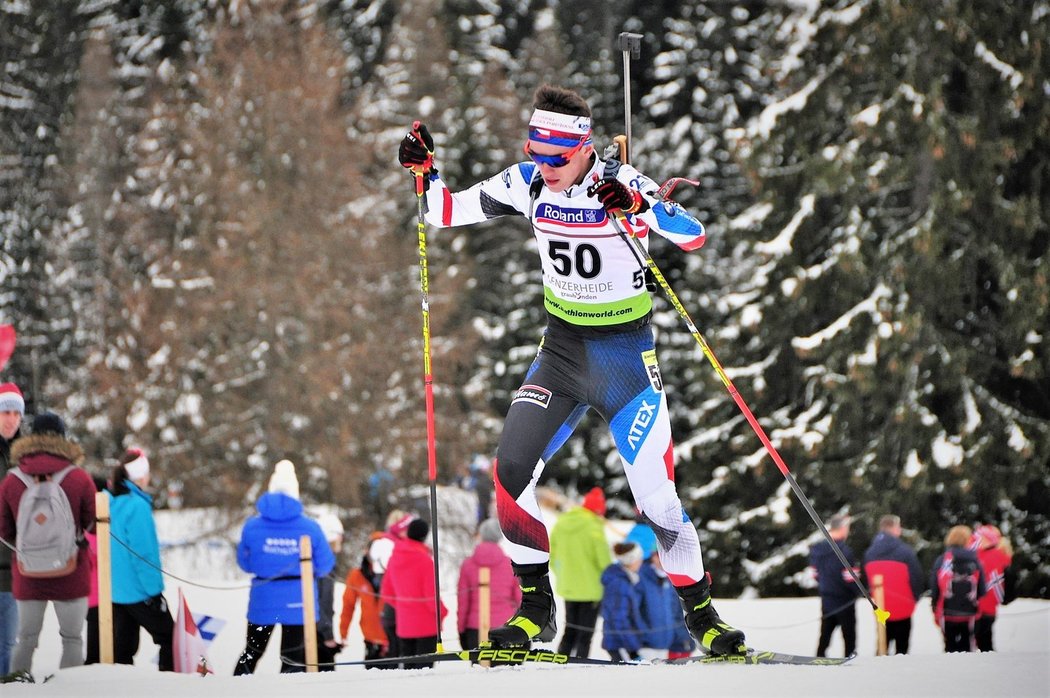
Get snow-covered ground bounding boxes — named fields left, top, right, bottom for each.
left=6, top=503, right=1049, bottom=697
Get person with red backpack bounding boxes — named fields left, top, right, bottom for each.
left=0, top=412, right=96, bottom=682
left=930, top=525, right=986, bottom=652
left=971, top=524, right=1015, bottom=652
left=862, top=514, right=925, bottom=654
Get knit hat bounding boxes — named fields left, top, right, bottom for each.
left=973, top=524, right=1002, bottom=549
left=613, top=541, right=642, bottom=567
left=387, top=512, right=415, bottom=538
left=123, top=447, right=150, bottom=481
left=268, top=459, right=300, bottom=499
left=478, top=518, right=503, bottom=543
left=31, top=411, right=66, bottom=437
left=316, top=513, right=345, bottom=543
left=581, top=487, right=606, bottom=516
left=407, top=518, right=429, bottom=542
left=0, top=383, right=24, bottom=415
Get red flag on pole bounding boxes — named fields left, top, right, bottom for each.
left=0, top=325, right=14, bottom=372
left=173, top=588, right=212, bottom=675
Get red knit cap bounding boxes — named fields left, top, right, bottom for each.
left=581, top=487, right=606, bottom=516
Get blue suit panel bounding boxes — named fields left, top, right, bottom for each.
left=109, top=482, right=164, bottom=604
left=237, top=492, right=336, bottom=626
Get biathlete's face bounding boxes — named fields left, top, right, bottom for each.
left=524, top=137, right=594, bottom=193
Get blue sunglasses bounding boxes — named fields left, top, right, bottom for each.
left=523, top=136, right=589, bottom=168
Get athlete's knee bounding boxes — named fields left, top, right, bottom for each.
left=634, top=480, right=686, bottom=526
left=494, top=453, right=537, bottom=501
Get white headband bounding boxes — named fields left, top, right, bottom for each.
left=529, top=109, right=592, bottom=136
left=125, top=453, right=150, bottom=481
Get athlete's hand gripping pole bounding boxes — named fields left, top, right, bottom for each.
left=605, top=127, right=889, bottom=625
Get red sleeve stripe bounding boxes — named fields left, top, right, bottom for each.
left=442, top=187, right=453, bottom=227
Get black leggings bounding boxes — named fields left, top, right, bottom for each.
left=233, top=623, right=305, bottom=674
left=557, top=601, right=600, bottom=657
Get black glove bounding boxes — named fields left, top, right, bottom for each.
left=586, top=177, right=648, bottom=214
left=398, top=122, right=436, bottom=173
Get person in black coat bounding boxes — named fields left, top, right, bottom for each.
left=809, top=515, right=861, bottom=658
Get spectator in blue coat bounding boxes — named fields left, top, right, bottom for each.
left=600, top=542, right=645, bottom=661
left=809, top=515, right=861, bottom=658
left=637, top=552, right=694, bottom=660
left=234, top=460, right=336, bottom=675
left=109, top=448, right=175, bottom=671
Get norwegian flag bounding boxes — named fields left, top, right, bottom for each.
left=173, top=588, right=213, bottom=674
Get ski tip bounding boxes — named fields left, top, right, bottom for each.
left=875, top=608, right=891, bottom=625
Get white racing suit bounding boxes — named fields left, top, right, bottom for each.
left=421, top=155, right=709, bottom=586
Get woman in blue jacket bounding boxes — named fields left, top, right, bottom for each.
left=234, top=460, right=335, bottom=674
left=108, top=448, right=174, bottom=670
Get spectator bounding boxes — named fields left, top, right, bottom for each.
left=623, top=512, right=658, bottom=562
left=637, top=551, right=694, bottom=660
left=0, top=382, right=25, bottom=676
left=379, top=518, right=447, bottom=668
left=809, top=514, right=861, bottom=658
left=339, top=532, right=388, bottom=666
left=600, top=542, right=645, bottom=661
left=458, top=455, right=494, bottom=525
left=930, top=525, right=986, bottom=653
left=457, top=518, right=521, bottom=650
left=549, top=487, right=611, bottom=657
left=83, top=475, right=108, bottom=665
left=971, top=524, right=1015, bottom=652
left=369, top=509, right=413, bottom=662
left=234, top=460, right=336, bottom=674
left=108, top=448, right=175, bottom=670
left=862, top=514, right=925, bottom=654
left=0, top=411, right=96, bottom=682
left=314, top=513, right=344, bottom=671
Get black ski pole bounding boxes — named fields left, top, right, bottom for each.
left=612, top=30, right=888, bottom=625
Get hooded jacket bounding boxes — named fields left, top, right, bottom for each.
left=862, top=532, right=925, bottom=620
left=380, top=537, right=447, bottom=639
left=0, top=432, right=96, bottom=600
left=108, top=479, right=164, bottom=604
left=549, top=506, right=611, bottom=602
left=599, top=562, right=644, bottom=655
left=456, top=540, right=521, bottom=633
left=237, top=491, right=336, bottom=626
left=637, top=561, right=694, bottom=653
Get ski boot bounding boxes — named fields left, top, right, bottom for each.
left=486, top=562, right=557, bottom=648
left=678, top=574, right=747, bottom=656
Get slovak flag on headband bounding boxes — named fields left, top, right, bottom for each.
left=173, top=588, right=213, bottom=675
